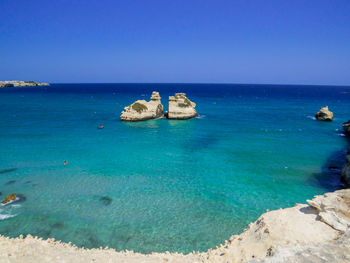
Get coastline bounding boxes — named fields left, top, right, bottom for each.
left=1, top=189, right=349, bottom=263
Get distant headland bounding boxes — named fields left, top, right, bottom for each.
left=0, top=80, right=50, bottom=88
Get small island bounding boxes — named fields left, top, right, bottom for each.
left=0, top=80, right=50, bottom=88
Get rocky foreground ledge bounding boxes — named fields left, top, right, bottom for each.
left=1, top=189, right=349, bottom=263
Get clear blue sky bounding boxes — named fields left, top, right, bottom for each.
left=1, top=0, right=349, bottom=85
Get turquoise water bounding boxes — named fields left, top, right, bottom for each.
left=0, top=84, right=349, bottom=253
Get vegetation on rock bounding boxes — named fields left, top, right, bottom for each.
left=131, top=102, right=148, bottom=113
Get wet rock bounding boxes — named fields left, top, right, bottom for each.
left=100, top=196, right=113, bottom=206
left=5, top=180, right=16, bottom=185
left=120, top=91, right=163, bottom=121
left=1, top=193, right=17, bottom=204
left=315, top=106, right=333, bottom=121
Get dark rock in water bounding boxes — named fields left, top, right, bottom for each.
left=5, top=180, right=16, bottom=185
left=328, top=166, right=340, bottom=171
left=1, top=193, right=17, bottom=204
left=0, top=168, right=17, bottom=174
left=24, top=181, right=32, bottom=184
left=0, top=192, right=2, bottom=196
left=100, top=196, right=113, bottom=206
left=343, top=120, right=350, bottom=136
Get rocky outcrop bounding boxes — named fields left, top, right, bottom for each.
left=315, top=106, right=334, bottom=121
left=120, top=91, right=163, bottom=122
left=1, top=193, right=17, bottom=205
left=165, top=93, right=198, bottom=120
left=343, top=120, right=350, bottom=136
left=1, top=190, right=349, bottom=263
left=0, top=81, right=49, bottom=87
left=342, top=147, right=350, bottom=186
left=307, top=189, right=350, bottom=232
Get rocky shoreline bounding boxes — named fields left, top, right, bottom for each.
left=0, top=80, right=49, bottom=88
left=0, top=189, right=349, bottom=262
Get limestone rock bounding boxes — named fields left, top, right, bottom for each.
left=166, top=93, right=198, bottom=120
left=342, top=147, right=350, bottom=186
left=1, top=193, right=17, bottom=205
left=249, top=230, right=350, bottom=263
left=315, top=106, right=334, bottom=121
left=307, top=189, right=350, bottom=232
left=120, top=91, right=163, bottom=121
left=343, top=120, right=350, bottom=136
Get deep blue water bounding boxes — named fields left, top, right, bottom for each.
left=0, top=83, right=349, bottom=253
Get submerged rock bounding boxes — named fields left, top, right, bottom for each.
left=342, top=147, right=350, bottom=186
left=1, top=193, right=17, bottom=205
left=5, top=180, right=16, bottom=185
left=166, top=93, right=198, bottom=120
left=0, top=168, right=17, bottom=174
left=120, top=91, right=163, bottom=121
left=343, top=120, right=350, bottom=136
left=315, top=106, right=334, bottom=121
left=100, top=196, right=113, bottom=206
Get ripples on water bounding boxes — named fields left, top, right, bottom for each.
left=0, top=83, right=349, bottom=253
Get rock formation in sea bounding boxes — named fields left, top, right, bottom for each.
left=0, top=189, right=349, bottom=262
left=120, top=91, right=163, bottom=121
left=342, top=147, right=350, bottom=186
left=315, top=106, right=334, bottom=121
left=165, top=93, right=198, bottom=120
left=343, top=120, right=350, bottom=136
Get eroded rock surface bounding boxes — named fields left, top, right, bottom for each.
left=166, top=93, right=198, bottom=120
left=315, top=106, right=334, bottom=121
left=120, top=91, right=163, bottom=121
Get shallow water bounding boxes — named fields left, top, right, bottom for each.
left=0, top=83, right=349, bottom=253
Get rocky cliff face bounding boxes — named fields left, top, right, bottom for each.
left=315, top=106, right=334, bottom=121
left=165, top=93, right=198, bottom=120
left=342, top=147, right=350, bottom=186
left=120, top=91, right=163, bottom=121
left=343, top=120, right=350, bottom=136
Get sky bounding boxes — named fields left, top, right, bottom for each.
left=0, top=0, right=349, bottom=85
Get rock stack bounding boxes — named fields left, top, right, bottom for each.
left=315, top=106, right=334, bottom=121
left=165, top=93, right=198, bottom=120
left=120, top=91, right=163, bottom=121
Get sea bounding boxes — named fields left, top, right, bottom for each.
left=0, top=83, right=349, bottom=253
